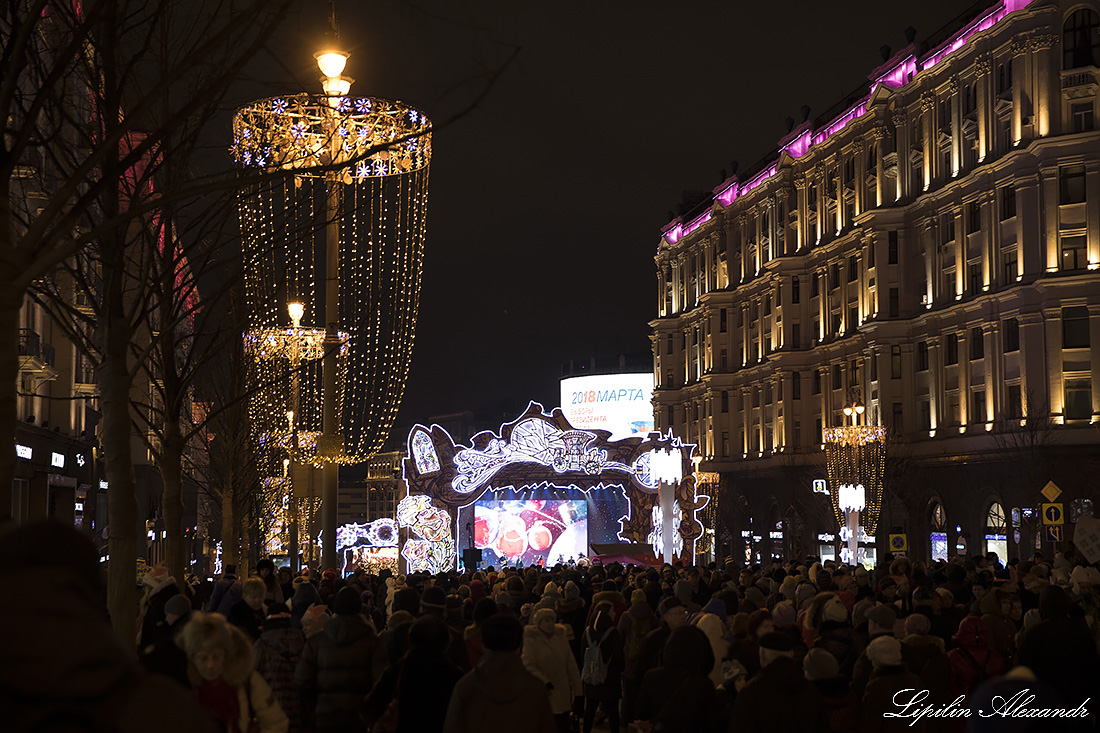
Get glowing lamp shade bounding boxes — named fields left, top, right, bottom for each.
left=287, top=302, right=305, bottom=326
left=321, top=76, right=352, bottom=97
left=839, top=483, right=866, bottom=513
left=315, top=51, right=348, bottom=79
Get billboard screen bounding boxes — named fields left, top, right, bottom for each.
left=560, top=373, right=654, bottom=440
left=473, top=498, right=588, bottom=567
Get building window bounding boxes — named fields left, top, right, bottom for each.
left=830, top=263, right=841, bottom=289
left=848, top=306, right=858, bottom=332
left=1003, top=318, right=1019, bottom=352
left=999, top=185, right=1016, bottom=220
left=892, top=402, right=903, bottom=432
left=969, top=264, right=981, bottom=295
left=1063, top=9, right=1100, bottom=70
left=721, top=431, right=730, bottom=457
left=719, top=309, right=727, bottom=333
left=665, top=369, right=674, bottom=388
left=889, top=288, right=899, bottom=318
left=972, top=390, right=986, bottom=423
left=917, top=342, right=929, bottom=371
left=970, top=328, right=984, bottom=360
left=868, top=241, right=875, bottom=268
left=888, top=231, right=899, bottom=264
left=1060, top=164, right=1086, bottom=205
left=1065, top=378, right=1092, bottom=420
left=891, top=346, right=902, bottom=379
left=1061, top=234, right=1087, bottom=271
left=832, top=364, right=842, bottom=390
left=1063, top=306, right=1090, bottom=348
left=920, top=399, right=931, bottom=431
left=813, top=370, right=821, bottom=394
left=945, top=333, right=959, bottom=365
left=942, top=214, right=956, bottom=244
left=967, top=200, right=981, bottom=234
left=792, top=276, right=800, bottom=304
left=790, top=323, right=800, bottom=349
left=996, top=61, right=1012, bottom=96
left=1007, top=384, right=1023, bottom=419
left=792, top=372, right=801, bottom=400
left=848, top=255, right=858, bottom=283
left=811, top=273, right=820, bottom=298
left=666, top=405, right=674, bottom=426
left=1071, top=102, right=1095, bottom=133
left=721, top=391, right=729, bottom=413
left=720, top=349, right=728, bottom=371
left=666, top=334, right=673, bottom=355
left=1003, top=250, right=1018, bottom=282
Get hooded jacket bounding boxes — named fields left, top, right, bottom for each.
left=295, top=612, right=379, bottom=730
left=730, top=655, right=824, bottom=733
left=522, top=623, right=582, bottom=713
left=443, top=651, right=555, bottom=733
left=946, top=616, right=1006, bottom=697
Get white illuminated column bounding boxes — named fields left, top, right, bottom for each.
left=839, top=483, right=865, bottom=566
left=650, top=448, right=683, bottom=563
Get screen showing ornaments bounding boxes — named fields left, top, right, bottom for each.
left=473, top=499, right=588, bottom=566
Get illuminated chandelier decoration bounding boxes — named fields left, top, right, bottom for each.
left=823, top=419, right=886, bottom=534
left=234, top=46, right=431, bottom=557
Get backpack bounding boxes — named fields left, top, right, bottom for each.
left=581, top=628, right=612, bottom=685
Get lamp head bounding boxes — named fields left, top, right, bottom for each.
left=843, top=405, right=854, bottom=417
left=855, top=403, right=865, bottom=415
left=287, top=302, right=304, bottom=326
left=315, top=50, right=348, bottom=79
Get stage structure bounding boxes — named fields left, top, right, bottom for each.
left=399, top=402, right=706, bottom=572
left=823, top=395, right=886, bottom=565
left=232, top=48, right=431, bottom=565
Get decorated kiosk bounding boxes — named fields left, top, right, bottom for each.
left=397, top=402, right=706, bottom=572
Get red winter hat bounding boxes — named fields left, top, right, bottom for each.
left=322, top=568, right=337, bottom=580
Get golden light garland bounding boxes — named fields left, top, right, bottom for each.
left=824, top=425, right=886, bottom=534
left=234, top=91, right=431, bottom=556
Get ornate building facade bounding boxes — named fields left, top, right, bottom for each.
left=651, top=0, right=1099, bottom=566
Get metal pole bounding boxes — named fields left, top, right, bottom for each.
left=289, top=338, right=300, bottom=574
left=321, top=169, right=340, bottom=572
left=847, top=509, right=860, bottom=567
left=660, top=480, right=675, bottom=564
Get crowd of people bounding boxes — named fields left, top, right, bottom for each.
left=4, top=521, right=1099, bottom=733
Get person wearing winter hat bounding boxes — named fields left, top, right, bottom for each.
left=692, top=597, right=730, bottom=687
left=617, top=588, right=657, bottom=723
left=730, top=631, right=823, bottom=733
left=254, top=601, right=305, bottom=732
left=899, top=613, right=949, bottom=703
left=804, top=647, right=859, bottom=732
left=556, top=580, right=587, bottom=668
left=138, top=566, right=180, bottom=648
left=208, top=564, right=241, bottom=616
left=295, top=586, right=379, bottom=732
left=138, top=593, right=195, bottom=687
left=521, top=606, right=582, bottom=727
left=290, top=577, right=323, bottom=630
left=179, top=612, right=288, bottom=733
left=255, top=558, right=284, bottom=606
left=859, top=636, right=923, bottom=732
left=226, top=577, right=267, bottom=642
left=849, top=602, right=899, bottom=698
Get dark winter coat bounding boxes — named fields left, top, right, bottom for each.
left=227, top=599, right=264, bottom=642
left=812, top=677, right=859, bottom=733
left=139, top=611, right=192, bottom=688
left=209, top=574, right=241, bottom=615
left=443, top=650, right=555, bottom=733
left=362, top=647, right=463, bottom=733
left=632, top=622, right=673, bottom=686
left=556, top=597, right=587, bottom=667
left=899, top=633, right=949, bottom=702
left=636, top=625, right=718, bottom=733
left=295, top=612, right=379, bottom=731
left=859, top=665, right=927, bottom=733
left=254, top=619, right=305, bottom=732
left=580, top=624, right=624, bottom=699
left=139, top=580, right=181, bottom=649
left=729, top=655, right=826, bottom=733
left=0, top=564, right=220, bottom=733
left=814, top=620, right=863, bottom=680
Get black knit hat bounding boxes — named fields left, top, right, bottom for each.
left=333, top=586, right=363, bottom=615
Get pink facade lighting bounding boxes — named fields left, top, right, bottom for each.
left=662, top=0, right=1036, bottom=242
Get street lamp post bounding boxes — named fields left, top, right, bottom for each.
left=318, top=50, right=350, bottom=574
left=287, top=302, right=304, bottom=573
left=824, top=390, right=885, bottom=568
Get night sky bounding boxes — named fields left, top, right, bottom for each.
left=255, top=0, right=975, bottom=438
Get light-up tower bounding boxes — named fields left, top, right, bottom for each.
left=232, top=42, right=431, bottom=569
left=823, top=393, right=886, bottom=567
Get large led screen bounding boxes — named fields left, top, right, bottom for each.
left=560, top=373, right=654, bottom=440
left=473, top=499, right=588, bottom=567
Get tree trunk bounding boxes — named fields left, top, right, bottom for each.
left=0, top=288, right=18, bottom=524
left=161, top=417, right=186, bottom=586
left=221, top=467, right=237, bottom=568
left=101, top=314, right=138, bottom=650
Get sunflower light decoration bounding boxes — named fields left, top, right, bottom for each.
left=234, top=46, right=431, bottom=558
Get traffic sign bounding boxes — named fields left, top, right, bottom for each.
left=1041, top=481, right=1062, bottom=502
left=889, top=534, right=908, bottom=552
left=1045, top=525, right=1063, bottom=543
left=1042, top=503, right=1064, bottom=525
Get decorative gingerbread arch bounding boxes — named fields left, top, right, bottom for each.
left=399, top=402, right=706, bottom=571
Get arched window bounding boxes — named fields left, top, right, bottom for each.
left=930, top=502, right=948, bottom=561
left=984, top=501, right=1007, bottom=565
left=411, top=430, right=440, bottom=475
left=1064, top=9, right=1100, bottom=70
